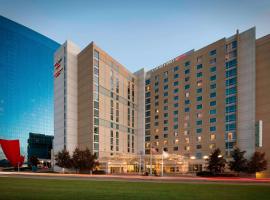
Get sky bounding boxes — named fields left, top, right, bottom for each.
left=1, top=0, right=270, bottom=72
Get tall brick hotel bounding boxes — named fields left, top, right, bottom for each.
left=53, top=28, right=270, bottom=177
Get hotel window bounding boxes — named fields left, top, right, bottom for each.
left=164, top=78, right=168, bottom=83
left=197, top=96, right=202, bottom=101
left=196, top=145, right=202, bottom=149
left=146, top=92, right=151, bottom=98
left=164, top=99, right=168, bottom=104
left=174, top=124, right=178, bottom=129
left=226, top=87, right=237, bottom=95
left=173, top=81, right=179, bottom=86
left=226, top=105, right=237, bottom=113
left=210, top=118, right=216, bottom=123
left=210, top=126, right=216, bottom=132
left=196, top=120, right=202, bottom=125
left=226, top=77, right=237, bottom=86
left=210, top=134, right=216, bottom=141
left=164, top=92, right=168, bottom=97
left=185, top=61, right=190, bottom=67
left=185, top=115, right=189, bottom=120
left=210, top=92, right=216, bottom=98
left=155, top=75, right=159, bottom=81
left=226, top=114, right=236, bottom=122
left=226, top=68, right=237, bottom=78
left=174, top=96, right=179, bottom=101
left=210, top=109, right=216, bottom=115
left=163, top=147, right=168, bottom=152
left=185, top=69, right=190, bottom=74
left=209, top=49, right=217, bottom=56
left=184, top=130, right=189, bottom=135
left=209, top=58, right=216, bottom=64
left=174, top=88, right=179, bottom=93
left=197, top=72, right=202, bottom=78
left=164, top=134, right=168, bottom=138
left=185, top=84, right=190, bottom=90
left=164, top=85, right=168, bottom=90
left=110, top=130, right=114, bottom=151
left=197, top=80, right=202, bottom=87
left=210, top=66, right=216, bottom=73
left=185, top=77, right=190, bottom=82
left=197, top=88, right=202, bottom=93
left=164, top=113, right=168, bottom=118
left=174, top=118, right=178, bottom=122
left=226, top=96, right=237, bottom=104
left=226, top=59, right=237, bottom=69
left=155, top=88, right=159, bottom=93
left=209, top=144, right=216, bottom=149
left=174, top=66, right=179, bottom=72
left=145, top=79, right=151, bottom=85
left=185, top=92, right=190, bottom=97
left=174, top=103, right=178, bottom=108
left=174, top=110, right=178, bottom=115
left=210, top=75, right=216, bottom=81
left=197, top=113, right=203, bottom=118
left=154, top=135, right=159, bottom=139
left=174, top=146, right=179, bottom=151
left=197, top=136, right=202, bottom=142
left=116, top=131, right=119, bottom=151
left=197, top=104, right=202, bottom=110
left=164, top=106, right=168, bottom=110
left=174, top=74, right=179, bottom=79
left=164, top=140, right=168, bottom=145
left=196, top=64, right=203, bottom=70
left=164, top=127, right=168, bottom=131
left=163, top=71, right=168, bottom=78
left=155, top=101, right=159, bottom=106
left=197, top=56, right=202, bottom=63
left=185, top=99, right=190, bottom=105
left=184, top=146, right=190, bottom=151
left=185, top=137, right=190, bottom=143
left=154, top=121, right=159, bottom=127
left=196, top=128, right=202, bottom=133
left=210, top=83, right=216, bottom=89
left=210, top=101, right=216, bottom=106
left=185, top=107, right=190, bottom=112
left=226, top=123, right=236, bottom=131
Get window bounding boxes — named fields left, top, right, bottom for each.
left=174, top=103, right=179, bottom=108
left=210, top=101, right=216, bottom=106
left=197, top=96, right=202, bottom=101
left=196, top=120, right=202, bottom=125
left=164, top=78, right=168, bottom=83
left=210, top=134, right=216, bottom=141
left=174, top=96, right=179, bottom=101
left=197, top=56, right=202, bottom=63
left=164, top=85, right=168, bottom=90
left=197, top=80, right=202, bottom=87
left=197, top=72, right=202, bottom=78
left=164, top=92, right=168, bottom=97
left=226, top=123, right=236, bottom=131
left=164, top=99, right=168, bottom=104
left=196, top=145, right=202, bottom=149
left=174, top=66, right=179, bottom=72
left=209, top=49, right=217, bottom=56
left=226, top=68, right=237, bottom=78
left=210, top=118, right=216, bottom=123
left=185, top=84, right=190, bottom=90
left=174, top=146, right=179, bottom=151
left=210, top=66, right=216, bottom=72
left=174, top=74, right=179, bottom=79
left=185, top=99, right=190, bottom=104
left=173, top=81, right=179, bottom=86
left=185, top=77, right=190, bottom=82
left=210, top=58, right=216, bottom=64
left=210, top=92, right=216, bottom=98
left=226, top=77, right=237, bottom=86
left=226, top=114, right=236, bottom=122
left=196, top=128, right=202, bottom=133
left=210, top=126, right=216, bottom=132
left=173, top=88, right=179, bottom=94
left=226, top=105, right=237, bottom=113
left=185, top=61, right=190, bottom=66
left=210, top=109, right=216, bottom=115
left=210, top=75, right=216, bottom=81
left=185, top=69, right=190, bottom=74
left=197, top=64, right=203, bottom=70
left=197, top=88, right=202, bottom=93
left=164, top=113, right=168, bottom=118
left=226, top=96, right=237, bottom=104
left=226, top=87, right=237, bottom=95
left=197, top=136, right=202, bottom=142
left=145, top=79, right=151, bottom=85
left=174, top=124, right=178, bottom=129
left=185, top=107, right=190, bottom=112
left=164, top=106, right=168, bottom=110
left=210, top=83, right=216, bottom=89
left=197, top=104, right=202, bottom=109
left=226, top=59, right=237, bottom=69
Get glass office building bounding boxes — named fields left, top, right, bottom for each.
left=0, top=16, right=59, bottom=159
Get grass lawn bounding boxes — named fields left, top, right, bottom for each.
left=0, top=177, right=270, bottom=200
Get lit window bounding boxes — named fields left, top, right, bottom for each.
left=197, top=136, right=202, bottom=142
left=210, top=134, right=216, bottom=141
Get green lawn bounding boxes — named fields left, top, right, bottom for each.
left=0, top=177, right=270, bottom=200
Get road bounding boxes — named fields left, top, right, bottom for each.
left=1, top=171, right=270, bottom=185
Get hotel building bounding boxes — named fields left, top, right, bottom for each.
left=54, top=28, right=270, bottom=176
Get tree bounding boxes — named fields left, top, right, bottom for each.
left=71, top=148, right=99, bottom=173
left=207, top=148, right=227, bottom=175
left=229, top=147, right=247, bottom=174
left=29, top=156, right=39, bottom=167
left=55, top=149, right=72, bottom=173
left=247, top=151, right=267, bottom=174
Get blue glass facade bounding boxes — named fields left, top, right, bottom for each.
left=0, top=16, right=59, bottom=158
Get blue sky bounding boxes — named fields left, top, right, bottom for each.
left=1, top=0, right=270, bottom=71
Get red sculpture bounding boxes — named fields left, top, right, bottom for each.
left=0, top=139, right=24, bottom=167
